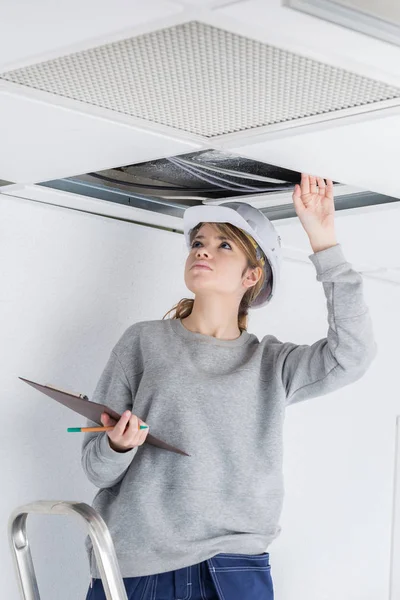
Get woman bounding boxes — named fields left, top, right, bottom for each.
left=82, top=174, right=377, bottom=599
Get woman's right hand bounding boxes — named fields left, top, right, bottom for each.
left=100, top=410, right=149, bottom=453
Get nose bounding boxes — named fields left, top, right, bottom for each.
left=196, top=246, right=210, bottom=257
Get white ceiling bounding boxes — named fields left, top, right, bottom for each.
left=0, top=0, right=399, bottom=280
left=1, top=0, right=400, bottom=189
left=229, top=111, right=400, bottom=198
left=0, top=88, right=204, bottom=183
left=0, top=1, right=184, bottom=71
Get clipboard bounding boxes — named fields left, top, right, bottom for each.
left=19, top=376, right=190, bottom=457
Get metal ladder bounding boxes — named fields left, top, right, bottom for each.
left=8, top=500, right=128, bottom=600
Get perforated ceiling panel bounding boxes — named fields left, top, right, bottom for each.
left=1, top=21, right=400, bottom=138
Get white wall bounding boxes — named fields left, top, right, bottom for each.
left=0, top=191, right=398, bottom=600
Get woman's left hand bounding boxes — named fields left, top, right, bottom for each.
left=292, top=174, right=337, bottom=250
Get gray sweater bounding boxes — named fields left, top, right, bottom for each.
left=81, top=243, right=377, bottom=579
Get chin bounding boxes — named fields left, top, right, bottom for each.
left=184, top=277, right=210, bottom=294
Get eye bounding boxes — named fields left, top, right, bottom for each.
left=191, top=241, right=232, bottom=249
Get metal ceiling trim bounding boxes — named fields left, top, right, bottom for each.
left=37, top=177, right=400, bottom=222
left=2, top=184, right=399, bottom=286
left=283, top=0, right=400, bottom=48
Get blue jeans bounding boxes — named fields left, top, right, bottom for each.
left=85, top=552, right=274, bottom=599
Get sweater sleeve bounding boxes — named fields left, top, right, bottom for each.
left=279, top=243, right=378, bottom=406
left=81, top=349, right=138, bottom=488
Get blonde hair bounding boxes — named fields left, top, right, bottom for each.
left=162, top=222, right=270, bottom=332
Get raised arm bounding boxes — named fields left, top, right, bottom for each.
left=280, top=244, right=377, bottom=405
left=280, top=174, right=377, bottom=406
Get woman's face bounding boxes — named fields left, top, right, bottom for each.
left=184, top=223, right=253, bottom=301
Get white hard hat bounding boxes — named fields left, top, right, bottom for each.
left=183, top=201, right=283, bottom=308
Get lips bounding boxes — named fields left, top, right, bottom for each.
left=192, top=263, right=212, bottom=270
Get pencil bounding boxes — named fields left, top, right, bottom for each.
left=67, top=425, right=149, bottom=432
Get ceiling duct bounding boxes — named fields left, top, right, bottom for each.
left=34, top=148, right=400, bottom=285
left=39, top=149, right=400, bottom=223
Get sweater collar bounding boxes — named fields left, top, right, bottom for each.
left=169, top=317, right=251, bottom=347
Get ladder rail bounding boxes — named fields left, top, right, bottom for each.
left=8, top=500, right=128, bottom=600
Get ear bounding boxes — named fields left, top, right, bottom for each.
left=243, top=266, right=262, bottom=290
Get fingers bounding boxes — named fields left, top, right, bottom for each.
left=317, top=177, right=325, bottom=196
left=301, top=172, right=310, bottom=195
left=326, top=178, right=334, bottom=199
left=114, top=410, right=132, bottom=437
left=300, top=174, right=333, bottom=197
left=132, top=416, right=150, bottom=447
left=105, top=410, right=150, bottom=451
left=309, top=175, right=317, bottom=195
left=101, top=413, right=117, bottom=426
left=300, top=173, right=318, bottom=195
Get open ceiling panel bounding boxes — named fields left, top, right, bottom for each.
left=1, top=0, right=400, bottom=286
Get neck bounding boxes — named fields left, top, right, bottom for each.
left=181, top=299, right=242, bottom=340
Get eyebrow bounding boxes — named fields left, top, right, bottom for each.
left=193, top=234, right=234, bottom=242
